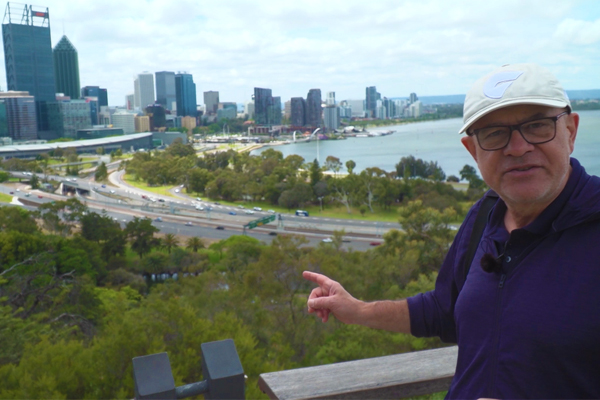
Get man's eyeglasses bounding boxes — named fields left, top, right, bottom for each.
left=467, top=111, right=570, bottom=151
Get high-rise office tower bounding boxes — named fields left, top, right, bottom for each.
left=306, top=89, right=322, bottom=128
left=270, top=96, right=281, bottom=125
left=2, top=3, right=56, bottom=135
left=365, top=86, right=380, bottom=118
left=134, top=72, right=155, bottom=111
left=175, top=72, right=197, bottom=117
left=290, top=97, right=306, bottom=127
left=203, top=91, right=219, bottom=115
left=323, top=106, right=340, bottom=131
left=155, top=71, right=176, bottom=111
left=125, top=94, right=134, bottom=110
left=253, top=87, right=272, bottom=126
left=81, top=86, right=108, bottom=107
left=53, top=35, right=80, bottom=100
left=253, top=88, right=282, bottom=126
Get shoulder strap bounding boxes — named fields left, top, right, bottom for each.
left=461, top=191, right=498, bottom=279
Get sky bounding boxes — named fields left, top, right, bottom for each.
left=2, top=0, right=600, bottom=107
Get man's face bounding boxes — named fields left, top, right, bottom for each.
left=461, top=104, right=579, bottom=209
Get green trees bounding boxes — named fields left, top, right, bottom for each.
left=124, top=217, right=159, bottom=259
left=460, top=164, right=486, bottom=190
left=95, top=162, right=108, bottom=181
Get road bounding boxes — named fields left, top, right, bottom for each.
left=2, top=171, right=394, bottom=251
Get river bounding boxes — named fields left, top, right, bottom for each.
left=251, top=109, right=600, bottom=178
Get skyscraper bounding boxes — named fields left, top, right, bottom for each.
left=306, top=89, right=322, bottom=128
left=155, top=71, right=176, bottom=111
left=134, top=72, right=155, bottom=111
left=2, top=3, right=56, bottom=135
left=253, top=87, right=272, bottom=126
left=254, top=87, right=281, bottom=127
left=365, top=86, right=380, bottom=118
left=203, top=91, right=219, bottom=115
left=53, top=35, right=80, bottom=100
left=290, top=97, right=306, bottom=127
left=175, top=72, right=197, bottom=117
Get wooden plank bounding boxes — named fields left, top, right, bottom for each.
left=258, top=346, right=457, bottom=400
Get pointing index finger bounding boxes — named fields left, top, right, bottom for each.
left=303, top=271, right=332, bottom=287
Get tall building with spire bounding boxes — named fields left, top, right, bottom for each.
left=2, top=3, right=56, bottom=136
left=53, top=35, right=80, bottom=99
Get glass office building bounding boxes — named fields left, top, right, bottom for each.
left=53, top=35, right=80, bottom=100
left=175, top=73, right=197, bottom=117
left=2, top=3, right=56, bottom=134
left=0, top=92, right=38, bottom=141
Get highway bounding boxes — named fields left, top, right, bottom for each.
left=1, top=171, right=399, bottom=251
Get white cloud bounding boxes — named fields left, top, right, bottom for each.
left=554, top=18, right=600, bottom=45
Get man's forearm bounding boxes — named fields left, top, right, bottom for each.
left=354, top=299, right=412, bottom=334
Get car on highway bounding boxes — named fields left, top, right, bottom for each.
left=253, top=207, right=262, bottom=211
left=155, top=217, right=163, bottom=222
left=295, top=210, right=309, bottom=217
left=101, top=184, right=106, bottom=188
left=370, top=242, right=381, bottom=246
left=268, top=209, right=275, bottom=213
left=238, top=205, right=245, bottom=209
left=268, top=231, right=278, bottom=236
left=214, top=202, right=220, bottom=205
left=175, top=189, right=180, bottom=193
left=196, top=197, right=201, bottom=201
left=158, top=198, right=165, bottom=202
left=245, top=209, right=254, bottom=214
left=25, top=192, right=31, bottom=197
left=38, top=195, right=43, bottom=198
left=322, top=238, right=333, bottom=243
left=185, top=221, right=193, bottom=226
left=110, top=190, right=115, bottom=194
left=15, top=188, right=19, bottom=192
left=195, top=205, right=204, bottom=211
left=215, top=226, right=225, bottom=230
left=9, top=191, right=13, bottom=194
left=229, top=211, right=237, bottom=215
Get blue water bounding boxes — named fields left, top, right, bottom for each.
left=252, top=110, right=600, bottom=178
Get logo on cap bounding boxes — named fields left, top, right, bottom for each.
left=483, top=71, right=524, bottom=99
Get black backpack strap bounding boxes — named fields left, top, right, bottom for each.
left=461, top=191, right=498, bottom=279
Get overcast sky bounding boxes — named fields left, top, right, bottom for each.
left=3, top=0, right=600, bottom=107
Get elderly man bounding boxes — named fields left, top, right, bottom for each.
left=304, top=63, right=600, bottom=399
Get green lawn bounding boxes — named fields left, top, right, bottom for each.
left=0, top=193, right=14, bottom=203
left=123, top=174, right=178, bottom=197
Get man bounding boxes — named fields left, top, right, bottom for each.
left=304, top=63, right=600, bottom=399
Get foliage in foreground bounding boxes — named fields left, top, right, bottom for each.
left=0, top=198, right=459, bottom=399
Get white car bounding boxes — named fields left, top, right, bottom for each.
left=245, top=209, right=255, bottom=215
left=322, top=238, right=333, bottom=243
left=175, top=189, right=180, bottom=193
left=195, top=205, right=204, bottom=211
left=253, top=207, right=262, bottom=211
left=267, top=209, right=275, bottom=213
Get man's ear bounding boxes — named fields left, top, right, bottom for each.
left=565, top=112, right=579, bottom=154
left=461, top=135, right=478, bottom=162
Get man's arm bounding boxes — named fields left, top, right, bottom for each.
left=303, top=271, right=411, bottom=334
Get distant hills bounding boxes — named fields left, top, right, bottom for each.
left=394, top=89, right=600, bottom=105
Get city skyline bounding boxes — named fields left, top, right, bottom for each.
left=1, top=0, right=599, bottom=107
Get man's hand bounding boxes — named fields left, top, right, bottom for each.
left=303, top=270, right=412, bottom=333
left=303, top=271, right=362, bottom=324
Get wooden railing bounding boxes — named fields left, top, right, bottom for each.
left=258, top=346, right=457, bottom=399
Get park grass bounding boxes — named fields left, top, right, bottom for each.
left=122, top=174, right=178, bottom=197
left=0, top=193, right=13, bottom=203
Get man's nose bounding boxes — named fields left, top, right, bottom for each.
left=503, top=128, right=534, bottom=156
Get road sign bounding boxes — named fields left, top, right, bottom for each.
left=244, top=214, right=276, bottom=230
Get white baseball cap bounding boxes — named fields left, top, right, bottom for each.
left=459, top=63, right=571, bottom=134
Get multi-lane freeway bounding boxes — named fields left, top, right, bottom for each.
left=2, top=171, right=404, bottom=251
